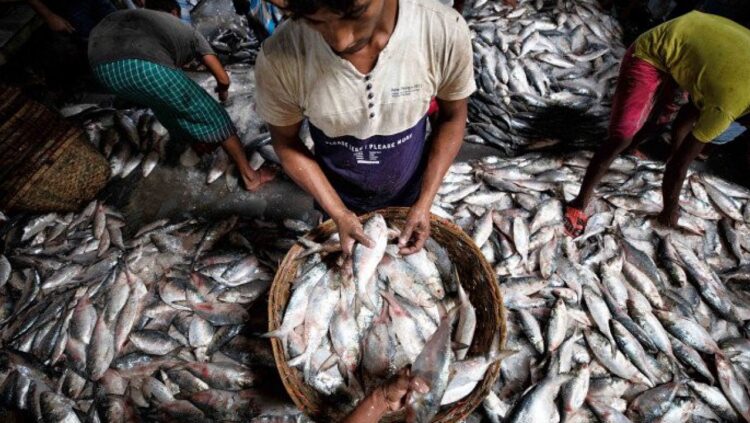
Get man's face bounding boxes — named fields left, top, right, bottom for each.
left=302, top=0, right=386, bottom=55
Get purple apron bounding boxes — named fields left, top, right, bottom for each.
left=310, top=115, right=429, bottom=213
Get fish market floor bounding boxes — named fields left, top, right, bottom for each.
left=101, top=142, right=502, bottom=233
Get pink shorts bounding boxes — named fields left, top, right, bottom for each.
left=609, top=45, right=686, bottom=140
left=428, top=97, right=439, bottom=117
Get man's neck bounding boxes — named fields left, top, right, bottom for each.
left=340, top=0, right=398, bottom=70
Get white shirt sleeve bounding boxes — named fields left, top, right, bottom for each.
left=436, top=13, right=476, bottom=101
left=254, top=48, right=305, bottom=127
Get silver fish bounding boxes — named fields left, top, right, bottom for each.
left=406, top=308, right=456, bottom=423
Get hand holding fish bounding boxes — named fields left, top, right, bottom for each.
left=343, top=367, right=429, bottom=423
left=383, top=367, right=430, bottom=412
left=334, top=210, right=374, bottom=258
left=399, top=205, right=431, bottom=255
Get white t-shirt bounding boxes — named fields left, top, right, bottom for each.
left=254, top=0, right=475, bottom=211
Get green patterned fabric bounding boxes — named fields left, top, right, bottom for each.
left=93, top=59, right=235, bottom=144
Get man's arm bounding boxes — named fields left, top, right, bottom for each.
left=269, top=122, right=373, bottom=256
left=201, top=55, right=231, bottom=102
left=27, top=0, right=75, bottom=33
left=399, top=97, right=468, bottom=254
left=657, top=133, right=706, bottom=226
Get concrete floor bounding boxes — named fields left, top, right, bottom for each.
left=103, top=142, right=501, bottom=232
left=102, top=135, right=750, bottom=233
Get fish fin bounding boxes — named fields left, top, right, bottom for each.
left=452, top=341, right=470, bottom=353
left=357, top=277, right=379, bottom=312
left=294, top=248, right=321, bottom=260
left=380, top=289, right=397, bottom=304
left=348, top=370, right=365, bottom=399
left=260, top=328, right=288, bottom=339
left=493, top=349, right=519, bottom=363
left=287, top=351, right=308, bottom=369
left=436, top=301, right=448, bottom=321
left=296, top=238, right=319, bottom=249
left=446, top=305, right=460, bottom=323
left=337, top=360, right=348, bottom=382
left=353, top=297, right=363, bottom=319
left=488, top=330, right=501, bottom=358
left=320, top=353, right=339, bottom=372
left=452, top=265, right=461, bottom=285
left=732, top=305, right=750, bottom=322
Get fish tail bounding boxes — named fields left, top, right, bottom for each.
left=287, top=351, right=308, bottom=368
left=260, top=327, right=288, bottom=339
left=357, top=283, right=378, bottom=312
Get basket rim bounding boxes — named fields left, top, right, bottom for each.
left=268, top=207, right=506, bottom=422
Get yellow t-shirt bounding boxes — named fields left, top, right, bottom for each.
left=634, top=11, right=750, bottom=142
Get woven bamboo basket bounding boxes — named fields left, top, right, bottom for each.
left=268, top=207, right=506, bottom=422
left=0, top=85, right=110, bottom=212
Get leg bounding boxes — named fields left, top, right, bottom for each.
left=658, top=134, right=706, bottom=226
left=626, top=78, right=688, bottom=156
left=569, top=135, right=633, bottom=210
left=668, top=102, right=699, bottom=158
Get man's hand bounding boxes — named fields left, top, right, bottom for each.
left=343, top=367, right=428, bottom=423
left=46, top=14, right=75, bottom=33
left=378, top=368, right=412, bottom=412
left=563, top=205, right=588, bottom=238
left=217, top=87, right=229, bottom=102
left=399, top=205, right=430, bottom=255
left=333, top=210, right=374, bottom=258
left=378, top=368, right=429, bottom=412
left=202, top=55, right=231, bottom=102
left=215, top=83, right=230, bottom=102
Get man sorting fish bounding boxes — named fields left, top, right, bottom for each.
left=254, top=0, right=475, bottom=255
left=565, top=11, right=750, bottom=235
left=88, top=0, right=275, bottom=191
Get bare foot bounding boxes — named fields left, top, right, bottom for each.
left=628, top=149, right=648, bottom=160
left=242, top=166, right=277, bottom=191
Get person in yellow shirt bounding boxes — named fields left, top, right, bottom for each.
left=565, top=11, right=750, bottom=235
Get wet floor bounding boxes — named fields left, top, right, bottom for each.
left=99, top=142, right=502, bottom=233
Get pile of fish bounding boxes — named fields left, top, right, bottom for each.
left=0, top=201, right=319, bottom=422
left=464, top=0, right=626, bottom=154
left=269, top=213, right=501, bottom=420
left=61, top=106, right=170, bottom=180
left=61, top=67, right=282, bottom=190
left=191, top=0, right=265, bottom=66
left=207, top=20, right=261, bottom=65
left=431, top=151, right=750, bottom=422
